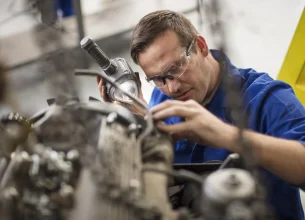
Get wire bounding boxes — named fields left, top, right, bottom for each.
left=142, top=166, right=203, bottom=185
left=74, top=69, right=148, bottom=111
left=74, top=69, right=155, bottom=141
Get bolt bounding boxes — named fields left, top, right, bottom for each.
left=106, top=112, right=117, bottom=124
left=226, top=173, right=241, bottom=188
left=128, top=123, right=138, bottom=134
left=67, top=150, right=79, bottom=161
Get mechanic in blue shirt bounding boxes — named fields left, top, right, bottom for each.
left=98, top=10, right=305, bottom=220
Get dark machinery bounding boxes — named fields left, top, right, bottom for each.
left=0, top=41, right=273, bottom=219
left=0, top=98, right=274, bottom=220
left=0, top=1, right=274, bottom=218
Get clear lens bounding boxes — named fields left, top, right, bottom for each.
left=151, top=78, right=164, bottom=88
left=146, top=48, right=192, bottom=89
left=155, top=56, right=190, bottom=88
left=148, top=80, right=158, bottom=88
left=162, top=55, right=190, bottom=78
left=113, top=80, right=138, bottom=103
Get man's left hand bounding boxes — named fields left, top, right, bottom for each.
left=151, top=100, right=234, bottom=148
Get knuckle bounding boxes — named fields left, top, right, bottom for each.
left=163, top=100, right=172, bottom=106
left=186, top=99, right=196, bottom=105
left=171, top=107, right=179, bottom=115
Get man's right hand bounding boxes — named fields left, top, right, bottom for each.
left=96, top=74, right=148, bottom=116
left=97, top=75, right=112, bottom=102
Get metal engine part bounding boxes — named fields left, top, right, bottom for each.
left=0, top=100, right=182, bottom=220
left=204, top=168, right=256, bottom=205
left=202, top=168, right=273, bottom=220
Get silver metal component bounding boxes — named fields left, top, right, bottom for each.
left=106, top=112, right=118, bottom=124
left=204, top=168, right=256, bottom=205
left=67, top=150, right=79, bottom=161
left=129, top=179, right=140, bottom=190
left=21, top=151, right=30, bottom=160
left=3, top=186, right=18, bottom=199
left=29, top=154, right=40, bottom=176
left=226, top=201, right=254, bottom=220
left=128, top=123, right=138, bottom=134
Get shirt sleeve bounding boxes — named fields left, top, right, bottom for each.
left=257, top=81, right=305, bottom=145
left=148, top=87, right=171, bottom=108
left=247, top=79, right=305, bottom=190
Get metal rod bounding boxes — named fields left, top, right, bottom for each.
left=73, top=0, right=89, bottom=68
left=73, top=0, right=85, bottom=42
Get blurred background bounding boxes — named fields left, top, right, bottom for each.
left=0, top=0, right=304, bottom=204
left=0, top=0, right=303, bottom=113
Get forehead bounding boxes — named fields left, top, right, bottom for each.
left=138, top=30, right=182, bottom=77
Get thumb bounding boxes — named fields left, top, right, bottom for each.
left=96, top=76, right=101, bottom=84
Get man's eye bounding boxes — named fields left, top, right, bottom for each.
left=167, top=67, right=179, bottom=75
left=153, top=77, right=164, bottom=83
left=177, top=61, right=185, bottom=67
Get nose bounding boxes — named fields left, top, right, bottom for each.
left=166, top=78, right=181, bottom=93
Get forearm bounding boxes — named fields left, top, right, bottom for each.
left=220, top=124, right=305, bottom=185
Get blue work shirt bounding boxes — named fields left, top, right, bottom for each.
left=148, top=50, right=305, bottom=220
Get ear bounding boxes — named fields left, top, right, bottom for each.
left=196, top=36, right=209, bottom=57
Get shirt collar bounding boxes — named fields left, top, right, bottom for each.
left=204, top=50, right=242, bottom=109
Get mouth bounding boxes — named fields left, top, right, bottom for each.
left=176, top=89, right=192, bottom=101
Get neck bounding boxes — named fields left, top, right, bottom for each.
left=200, top=54, right=222, bottom=106
left=207, top=58, right=221, bottom=98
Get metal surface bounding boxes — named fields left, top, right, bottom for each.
left=204, top=168, right=256, bottom=204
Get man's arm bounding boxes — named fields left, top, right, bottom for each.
left=223, top=124, right=305, bottom=186
left=151, top=99, right=305, bottom=186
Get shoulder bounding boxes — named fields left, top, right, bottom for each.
left=237, top=68, right=304, bottom=113
left=236, top=68, right=305, bottom=137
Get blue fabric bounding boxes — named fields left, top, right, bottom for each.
left=149, top=50, right=305, bottom=220
left=57, top=0, right=74, bottom=17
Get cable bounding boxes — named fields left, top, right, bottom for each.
left=74, top=69, right=155, bottom=142
left=74, top=69, right=148, bottom=111
left=142, top=166, right=203, bottom=185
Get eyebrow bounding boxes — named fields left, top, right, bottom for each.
left=147, top=40, right=195, bottom=78
left=159, top=56, right=183, bottom=75
left=146, top=59, right=175, bottom=79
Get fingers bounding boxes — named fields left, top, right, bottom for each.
left=156, top=121, right=190, bottom=136
left=96, top=76, right=101, bottom=84
left=151, top=100, right=181, bottom=113
left=98, top=78, right=111, bottom=102
left=151, top=100, right=198, bottom=121
left=152, top=105, right=194, bottom=121
left=151, top=100, right=198, bottom=113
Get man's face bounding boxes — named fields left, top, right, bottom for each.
left=138, top=30, right=212, bottom=103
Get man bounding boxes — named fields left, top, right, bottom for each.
left=98, top=10, right=305, bottom=219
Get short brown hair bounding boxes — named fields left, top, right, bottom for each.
left=130, top=10, right=198, bottom=64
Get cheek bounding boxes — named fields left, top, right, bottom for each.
left=183, top=67, right=201, bottom=88
left=159, top=87, right=170, bottom=95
